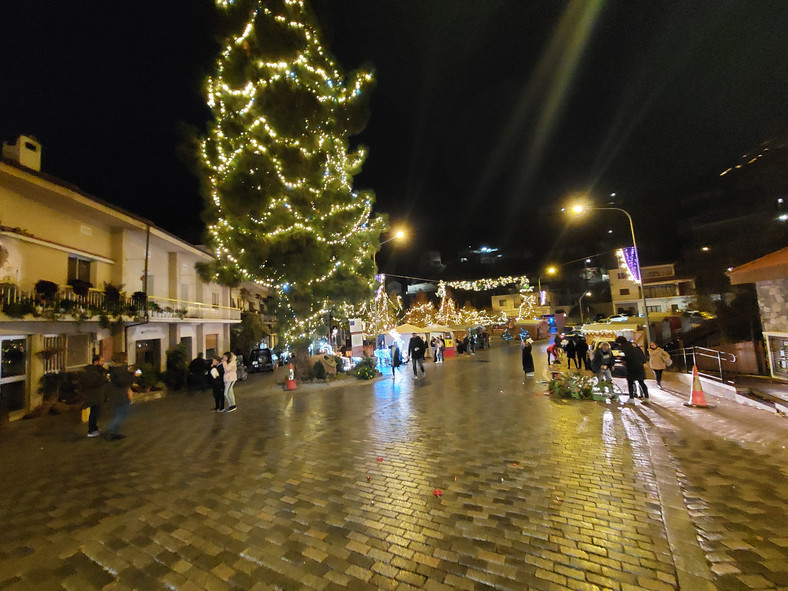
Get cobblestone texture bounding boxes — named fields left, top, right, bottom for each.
left=0, top=342, right=785, bottom=589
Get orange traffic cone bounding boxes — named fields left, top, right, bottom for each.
left=286, top=363, right=297, bottom=391
left=683, top=365, right=709, bottom=408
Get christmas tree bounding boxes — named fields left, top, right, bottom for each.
left=199, top=0, right=385, bottom=343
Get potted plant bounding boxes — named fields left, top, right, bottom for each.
left=68, top=278, right=93, bottom=298
left=35, top=279, right=59, bottom=303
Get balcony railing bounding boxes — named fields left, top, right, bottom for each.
left=0, top=285, right=241, bottom=322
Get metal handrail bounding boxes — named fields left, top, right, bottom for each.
left=670, top=346, right=737, bottom=383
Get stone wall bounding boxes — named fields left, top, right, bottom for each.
left=757, top=278, right=788, bottom=333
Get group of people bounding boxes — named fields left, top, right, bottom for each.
left=188, top=352, right=239, bottom=412
left=82, top=350, right=241, bottom=440
left=546, top=334, right=590, bottom=370
left=524, top=333, right=673, bottom=402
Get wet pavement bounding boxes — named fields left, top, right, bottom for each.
left=0, top=342, right=786, bottom=590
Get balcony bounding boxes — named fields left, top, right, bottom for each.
left=0, top=284, right=241, bottom=323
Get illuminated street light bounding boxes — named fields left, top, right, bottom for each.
left=578, top=291, right=592, bottom=324
left=537, top=265, right=557, bottom=295
left=567, top=203, right=651, bottom=345
left=374, top=227, right=408, bottom=346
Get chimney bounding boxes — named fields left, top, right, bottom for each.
left=2, top=135, right=42, bottom=172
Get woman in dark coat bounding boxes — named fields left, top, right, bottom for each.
left=521, top=337, right=535, bottom=379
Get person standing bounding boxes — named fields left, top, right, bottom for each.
left=221, top=351, right=238, bottom=412
left=408, top=334, right=426, bottom=379
left=575, top=337, right=590, bottom=370
left=390, top=342, right=402, bottom=379
left=437, top=336, right=445, bottom=363
left=521, top=337, right=535, bottom=381
left=591, top=342, right=615, bottom=396
left=564, top=337, right=578, bottom=369
left=430, top=337, right=439, bottom=362
left=188, top=352, right=209, bottom=392
left=82, top=355, right=107, bottom=438
left=103, top=364, right=134, bottom=441
left=615, top=336, right=649, bottom=401
left=647, top=342, right=672, bottom=388
left=209, top=356, right=225, bottom=410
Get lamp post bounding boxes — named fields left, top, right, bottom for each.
left=568, top=204, right=651, bottom=345
left=373, top=229, right=407, bottom=347
left=578, top=291, right=591, bottom=324
left=537, top=266, right=557, bottom=306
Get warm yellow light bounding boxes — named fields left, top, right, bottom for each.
left=395, top=229, right=405, bottom=240
left=546, top=266, right=557, bottom=275
left=571, top=204, right=585, bottom=214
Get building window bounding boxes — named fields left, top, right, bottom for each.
left=67, top=257, right=91, bottom=283
left=66, top=334, right=90, bottom=368
left=619, top=288, right=630, bottom=295
left=212, top=292, right=219, bottom=308
left=618, top=272, right=627, bottom=280
left=647, top=305, right=662, bottom=313
left=499, top=299, right=507, bottom=307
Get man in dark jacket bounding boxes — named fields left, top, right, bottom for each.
left=615, top=336, right=649, bottom=401
left=82, top=355, right=107, bottom=438
left=408, top=334, right=427, bottom=379
left=103, top=365, right=134, bottom=440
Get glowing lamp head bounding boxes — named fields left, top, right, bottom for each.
left=571, top=204, right=585, bottom=214
left=546, top=266, right=557, bottom=275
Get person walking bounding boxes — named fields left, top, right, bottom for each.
left=521, top=337, right=535, bottom=381
left=408, top=333, right=426, bottom=379
left=564, top=337, right=578, bottom=369
left=615, top=336, right=649, bottom=401
left=647, top=342, right=672, bottom=388
left=103, top=364, right=134, bottom=441
left=221, top=351, right=238, bottom=412
left=390, top=342, right=402, bottom=379
left=82, top=355, right=107, bottom=438
left=575, top=337, right=590, bottom=370
left=209, top=356, right=225, bottom=410
left=591, top=341, right=615, bottom=397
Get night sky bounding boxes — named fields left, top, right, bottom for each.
left=2, top=1, right=787, bottom=273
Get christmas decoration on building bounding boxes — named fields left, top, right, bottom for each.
left=616, top=247, right=641, bottom=284
left=198, top=0, right=385, bottom=343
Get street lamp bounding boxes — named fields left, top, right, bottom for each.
left=373, top=228, right=407, bottom=347
left=568, top=204, right=651, bottom=345
left=578, top=291, right=591, bottom=324
left=537, top=266, right=557, bottom=294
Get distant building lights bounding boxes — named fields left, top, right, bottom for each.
left=701, top=246, right=710, bottom=251
left=778, top=213, right=788, bottom=222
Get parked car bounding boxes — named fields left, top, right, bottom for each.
left=248, top=348, right=275, bottom=373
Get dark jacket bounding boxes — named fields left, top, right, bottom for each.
left=617, top=340, right=647, bottom=379
left=521, top=342, right=535, bottom=373
left=81, top=364, right=107, bottom=406
left=391, top=345, right=402, bottom=368
left=591, top=347, right=615, bottom=373
left=575, top=339, right=589, bottom=359
left=107, top=366, right=134, bottom=409
left=408, top=335, right=426, bottom=360
left=209, top=361, right=224, bottom=390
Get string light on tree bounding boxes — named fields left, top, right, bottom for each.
left=197, top=0, right=385, bottom=344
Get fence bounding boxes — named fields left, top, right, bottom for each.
left=670, top=346, right=737, bottom=384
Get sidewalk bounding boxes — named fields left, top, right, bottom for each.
left=632, top=371, right=788, bottom=449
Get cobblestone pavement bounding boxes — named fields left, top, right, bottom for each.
left=0, top=343, right=785, bottom=590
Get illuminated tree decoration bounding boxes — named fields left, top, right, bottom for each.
left=616, top=248, right=641, bottom=284
left=198, top=0, right=385, bottom=342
